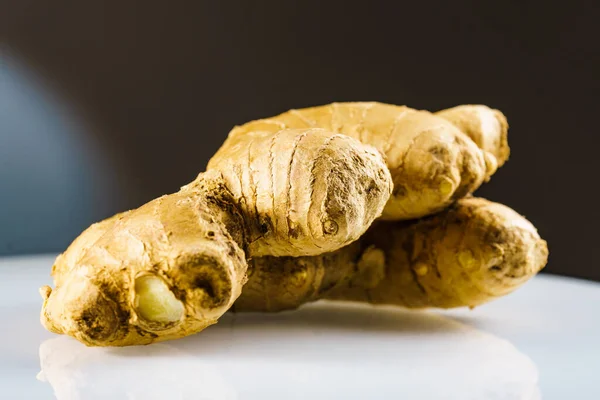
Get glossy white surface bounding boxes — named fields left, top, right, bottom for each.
left=1, top=255, right=599, bottom=399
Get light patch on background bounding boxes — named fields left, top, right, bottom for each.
left=0, top=54, right=117, bottom=255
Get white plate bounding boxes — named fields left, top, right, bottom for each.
left=1, top=255, right=599, bottom=399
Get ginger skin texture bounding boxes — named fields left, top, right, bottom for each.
left=235, top=198, right=548, bottom=312
left=41, top=176, right=250, bottom=346
left=40, top=102, right=528, bottom=347
left=206, top=128, right=392, bottom=257
left=217, top=103, right=508, bottom=220
left=41, top=130, right=392, bottom=346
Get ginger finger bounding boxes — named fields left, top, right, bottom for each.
left=435, top=104, right=509, bottom=168
left=207, top=128, right=392, bottom=256
left=235, top=198, right=548, bottom=311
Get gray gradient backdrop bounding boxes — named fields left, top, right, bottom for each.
left=2, top=0, right=598, bottom=280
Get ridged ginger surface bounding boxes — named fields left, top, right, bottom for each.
left=39, top=102, right=541, bottom=347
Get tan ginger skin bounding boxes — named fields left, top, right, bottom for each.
left=216, top=102, right=508, bottom=220
left=39, top=102, right=528, bottom=347
left=41, top=129, right=393, bottom=346
left=236, top=198, right=548, bottom=312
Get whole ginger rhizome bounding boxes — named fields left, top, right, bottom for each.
left=40, top=103, right=547, bottom=346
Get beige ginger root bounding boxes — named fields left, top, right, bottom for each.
left=206, top=128, right=392, bottom=257
left=41, top=129, right=392, bottom=346
left=40, top=102, right=513, bottom=346
left=235, top=198, right=548, bottom=312
left=41, top=176, right=249, bottom=345
left=215, top=102, right=508, bottom=220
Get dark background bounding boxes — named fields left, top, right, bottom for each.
left=2, top=1, right=599, bottom=280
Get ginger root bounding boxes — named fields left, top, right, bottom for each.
left=206, top=128, right=392, bottom=257
left=235, top=198, right=548, bottom=311
left=41, top=175, right=249, bottom=345
left=40, top=102, right=538, bottom=347
left=218, top=102, right=508, bottom=219
left=41, top=129, right=392, bottom=346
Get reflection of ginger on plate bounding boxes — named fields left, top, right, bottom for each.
left=37, top=336, right=236, bottom=400
left=37, top=306, right=540, bottom=400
